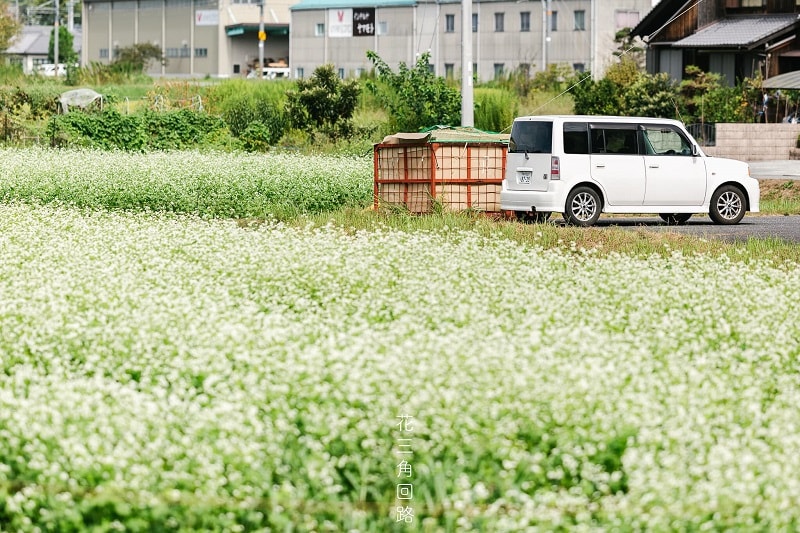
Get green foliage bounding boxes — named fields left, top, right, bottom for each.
left=51, top=108, right=234, bottom=150
left=48, top=26, right=79, bottom=65
left=620, top=72, right=681, bottom=118
left=0, top=85, right=61, bottom=119
left=0, top=0, right=20, bottom=52
left=605, top=57, right=641, bottom=89
left=529, top=63, right=575, bottom=93
left=72, top=44, right=164, bottom=85
left=613, top=28, right=645, bottom=69
left=0, top=62, right=24, bottom=84
left=366, top=51, right=460, bottom=132
left=474, top=88, right=517, bottom=132
left=285, top=64, right=360, bottom=139
left=569, top=73, right=620, bottom=115
left=206, top=79, right=288, bottom=150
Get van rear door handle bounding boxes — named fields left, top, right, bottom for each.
left=595, top=164, right=605, bottom=168
left=648, top=164, right=660, bottom=168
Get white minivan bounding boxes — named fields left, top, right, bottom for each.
left=500, top=115, right=760, bottom=226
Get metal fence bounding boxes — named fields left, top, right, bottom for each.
left=686, top=123, right=716, bottom=147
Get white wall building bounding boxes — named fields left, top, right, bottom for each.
left=78, top=0, right=653, bottom=79
left=290, top=0, right=653, bottom=81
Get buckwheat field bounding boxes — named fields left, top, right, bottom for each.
left=1, top=148, right=799, bottom=531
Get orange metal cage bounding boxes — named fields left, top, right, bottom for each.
left=373, top=142, right=508, bottom=213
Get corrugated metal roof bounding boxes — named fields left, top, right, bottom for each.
left=673, top=14, right=798, bottom=48
left=291, top=0, right=415, bottom=10
left=762, top=70, right=800, bottom=90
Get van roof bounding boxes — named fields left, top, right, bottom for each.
left=513, top=115, right=683, bottom=125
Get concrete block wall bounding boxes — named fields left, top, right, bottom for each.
left=702, top=123, right=800, bottom=161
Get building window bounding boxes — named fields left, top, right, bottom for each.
left=233, top=64, right=240, bottom=74
left=520, top=11, right=530, bottom=32
left=615, top=10, right=639, bottom=29
left=445, top=14, right=455, bottom=33
left=99, top=48, right=109, bottom=58
left=574, top=10, right=585, bottom=31
left=445, top=63, right=454, bottom=79
left=550, top=11, right=558, bottom=31
left=494, top=63, right=504, bottom=79
left=377, top=21, right=388, bottom=35
left=494, top=12, right=504, bottom=32
left=166, top=48, right=178, bottom=58
left=195, top=48, right=208, bottom=58
left=573, top=62, right=585, bottom=72
left=338, top=68, right=345, bottom=79
left=180, top=46, right=190, bottom=58
left=473, top=62, right=478, bottom=80
left=315, top=23, right=325, bottom=36
left=355, top=67, right=365, bottom=77
left=296, top=67, right=304, bottom=78
left=472, top=13, right=478, bottom=32
left=742, top=0, right=764, bottom=5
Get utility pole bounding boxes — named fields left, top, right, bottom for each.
left=54, top=0, right=59, bottom=68
left=258, top=0, right=266, bottom=79
left=461, top=0, right=473, bottom=127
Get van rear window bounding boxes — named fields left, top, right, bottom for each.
left=509, top=121, right=552, bottom=154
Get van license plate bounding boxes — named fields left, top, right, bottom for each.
left=517, top=171, right=532, bottom=185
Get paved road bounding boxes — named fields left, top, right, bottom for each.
left=748, top=160, right=800, bottom=180
left=584, top=215, right=800, bottom=244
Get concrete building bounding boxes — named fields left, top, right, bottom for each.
left=290, top=0, right=654, bottom=81
left=78, top=0, right=654, bottom=79
left=81, top=0, right=293, bottom=78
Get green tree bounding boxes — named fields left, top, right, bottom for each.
left=285, top=64, right=360, bottom=139
left=0, top=0, right=21, bottom=52
left=621, top=72, right=682, bottom=118
left=48, top=25, right=79, bottom=64
left=111, top=42, right=164, bottom=75
left=366, top=51, right=460, bottom=132
left=570, top=73, right=620, bottom=115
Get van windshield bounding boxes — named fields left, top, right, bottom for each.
left=509, top=121, right=552, bottom=154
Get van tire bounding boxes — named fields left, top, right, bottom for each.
left=515, top=211, right=551, bottom=224
left=565, top=186, right=601, bottom=227
left=659, top=213, right=692, bottom=225
left=710, top=185, right=746, bottom=225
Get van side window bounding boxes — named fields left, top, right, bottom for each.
left=642, top=126, right=692, bottom=156
left=509, top=121, right=553, bottom=153
left=563, top=122, right=589, bottom=154
left=590, top=127, right=638, bottom=155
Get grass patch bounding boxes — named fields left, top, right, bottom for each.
left=295, top=207, right=800, bottom=265
left=759, top=179, right=800, bottom=215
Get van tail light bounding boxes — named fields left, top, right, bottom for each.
left=550, top=156, right=560, bottom=180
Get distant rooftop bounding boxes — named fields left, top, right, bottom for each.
left=6, top=25, right=82, bottom=56
left=673, top=14, right=799, bottom=48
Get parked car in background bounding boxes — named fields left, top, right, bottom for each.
left=246, top=67, right=290, bottom=80
left=502, top=115, right=760, bottom=226
left=37, top=63, right=67, bottom=77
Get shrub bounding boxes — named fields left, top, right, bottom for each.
left=52, top=108, right=234, bottom=150
left=569, top=74, right=620, bottom=115
left=620, top=72, right=682, bottom=118
left=285, top=64, right=360, bottom=140
left=366, top=51, right=460, bottom=132
left=474, top=88, right=517, bottom=132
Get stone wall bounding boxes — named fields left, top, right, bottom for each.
left=702, top=123, right=800, bottom=160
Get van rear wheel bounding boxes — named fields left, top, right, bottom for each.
left=565, top=186, right=601, bottom=227
left=659, top=213, right=692, bottom=226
